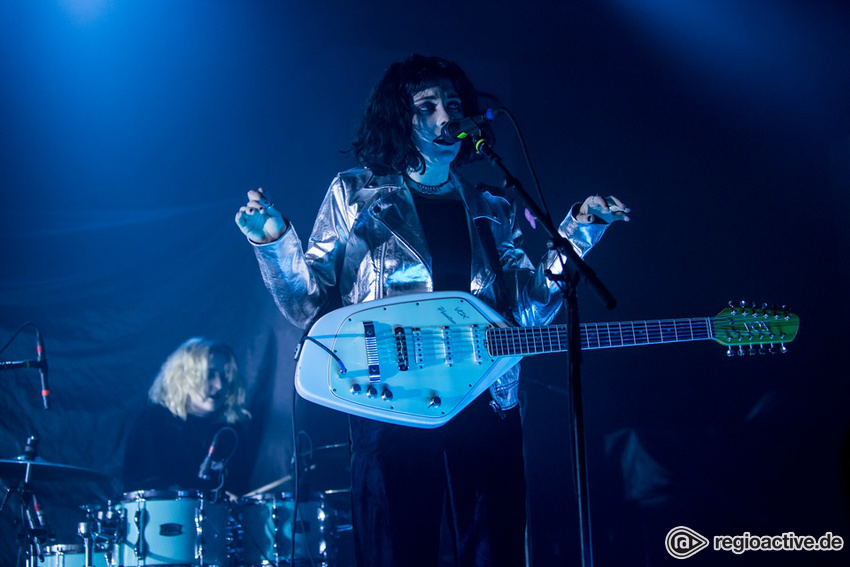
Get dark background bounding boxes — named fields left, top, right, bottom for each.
left=1, top=1, right=848, bottom=565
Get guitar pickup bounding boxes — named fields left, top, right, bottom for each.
left=470, top=324, right=483, bottom=364
left=362, top=321, right=381, bottom=382
left=412, top=328, right=424, bottom=368
left=442, top=326, right=453, bottom=366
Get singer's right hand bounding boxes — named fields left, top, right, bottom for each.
left=235, top=188, right=288, bottom=244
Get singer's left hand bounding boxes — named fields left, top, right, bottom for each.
left=577, top=195, right=630, bottom=224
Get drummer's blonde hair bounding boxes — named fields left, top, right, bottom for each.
left=149, top=337, right=249, bottom=423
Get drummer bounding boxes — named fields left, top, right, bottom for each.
left=122, top=338, right=253, bottom=497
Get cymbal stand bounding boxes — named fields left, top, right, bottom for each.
left=2, top=437, right=53, bottom=567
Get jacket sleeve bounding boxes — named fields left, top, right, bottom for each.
left=497, top=201, right=609, bottom=327
left=251, top=176, right=351, bottom=329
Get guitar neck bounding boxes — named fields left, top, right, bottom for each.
left=485, top=317, right=714, bottom=357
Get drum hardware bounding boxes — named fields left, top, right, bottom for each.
left=77, top=520, right=97, bottom=567
left=79, top=502, right=122, bottom=567
left=231, top=492, right=338, bottom=567
left=42, top=543, right=109, bottom=567
left=1, top=437, right=56, bottom=567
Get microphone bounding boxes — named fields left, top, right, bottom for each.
left=437, top=108, right=503, bottom=144
left=198, top=427, right=237, bottom=480
left=36, top=331, right=49, bottom=410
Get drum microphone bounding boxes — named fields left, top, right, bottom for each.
left=0, top=328, right=50, bottom=410
left=437, top=108, right=503, bottom=144
left=198, top=427, right=238, bottom=480
left=36, top=331, right=49, bottom=410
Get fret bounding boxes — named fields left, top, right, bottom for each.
left=611, top=322, right=624, bottom=347
left=485, top=316, right=718, bottom=358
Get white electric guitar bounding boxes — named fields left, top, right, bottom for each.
left=294, top=291, right=799, bottom=428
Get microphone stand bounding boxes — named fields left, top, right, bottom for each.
left=473, top=135, right=616, bottom=567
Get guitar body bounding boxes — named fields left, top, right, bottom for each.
left=295, top=292, right=520, bottom=428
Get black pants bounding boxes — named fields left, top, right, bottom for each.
left=349, top=394, right=526, bottom=567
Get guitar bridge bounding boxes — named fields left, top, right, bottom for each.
left=394, top=326, right=409, bottom=371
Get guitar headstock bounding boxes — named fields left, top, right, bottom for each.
left=712, top=301, right=800, bottom=355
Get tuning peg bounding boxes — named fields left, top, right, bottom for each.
left=728, top=300, right=738, bottom=314
left=780, top=343, right=788, bottom=354
left=726, top=346, right=735, bottom=357
left=738, top=346, right=746, bottom=356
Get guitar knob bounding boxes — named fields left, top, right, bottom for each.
left=381, top=389, right=393, bottom=402
left=429, top=396, right=442, bottom=408
left=349, top=384, right=362, bottom=395
left=366, top=385, right=378, bottom=398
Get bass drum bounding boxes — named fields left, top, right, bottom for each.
left=231, top=492, right=347, bottom=566
left=115, top=490, right=228, bottom=566
left=42, top=544, right=108, bottom=567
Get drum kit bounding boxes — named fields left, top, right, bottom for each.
left=1, top=437, right=354, bottom=567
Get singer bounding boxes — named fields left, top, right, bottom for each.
left=122, top=338, right=252, bottom=495
left=236, top=54, right=630, bottom=566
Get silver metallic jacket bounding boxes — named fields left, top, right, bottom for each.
left=253, top=168, right=608, bottom=411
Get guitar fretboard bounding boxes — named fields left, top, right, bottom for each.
left=485, top=318, right=714, bottom=357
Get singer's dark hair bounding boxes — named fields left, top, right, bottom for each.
left=351, top=54, right=482, bottom=175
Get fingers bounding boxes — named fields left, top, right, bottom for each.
left=245, top=188, right=268, bottom=212
left=578, top=194, right=631, bottom=224
left=585, top=194, right=608, bottom=212
left=243, top=188, right=281, bottom=217
left=604, top=195, right=630, bottom=213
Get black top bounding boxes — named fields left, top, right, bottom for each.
left=411, top=191, right=471, bottom=293
left=122, top=404, right=252, bottom=495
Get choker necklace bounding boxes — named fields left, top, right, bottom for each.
left=405, top=175, right=451, bottom=195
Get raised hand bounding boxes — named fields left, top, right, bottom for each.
left=577, top=195, right=631, bottom=225
left=235, top=188, right=288, bottom=244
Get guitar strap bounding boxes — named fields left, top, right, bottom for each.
left=472, top=215, right=517, bottom=326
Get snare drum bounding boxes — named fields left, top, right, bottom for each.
left=230, top=492, right=334, bottom=566
left=42, top=544, right=108, bottom=567
left=115, top=490, right=228, bottom=566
